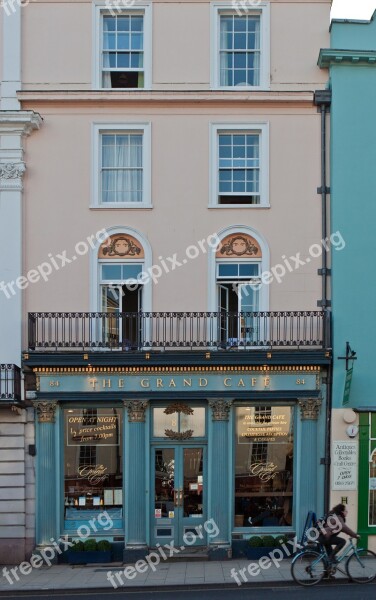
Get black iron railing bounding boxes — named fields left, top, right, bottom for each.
left=0, top=364, right=21, bottom=401
left=28, top=311, right=329, bottom=351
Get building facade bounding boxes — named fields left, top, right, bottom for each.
left=0, top=0, right=331, bottom=562
left=319, top=12, right=376, bottom=553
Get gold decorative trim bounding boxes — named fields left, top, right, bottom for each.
left=298, top=398, right=322, bottom=421
left=165, top=429, right=194, bottom=440
left=209, top=399, right=233, bottom=421
left=164, top=403, right=194, bottom=416
left=123, top=400, right=148, bottom=423
left=33, top=365, right=321, bottom=375
left=33, top=401, right=57, bottom=423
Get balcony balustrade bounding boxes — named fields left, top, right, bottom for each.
left=28, top=311, right=330, bottom=351
left=0, top=364, right=21, bottom=403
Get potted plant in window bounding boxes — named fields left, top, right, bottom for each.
left=67, top=539, right=112, bottom=564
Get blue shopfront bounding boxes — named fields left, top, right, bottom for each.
left=31, top=366, right=326, bottom=560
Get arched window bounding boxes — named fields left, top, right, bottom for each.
left=209, top=227, right=269, bottom=347
left=91, top=228, right=152, bottom=348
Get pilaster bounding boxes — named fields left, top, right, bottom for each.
left=123, top=400, right=148, bottom=561
left=208, top=399, right=232, bottom=558
left=33, top=401, right=58, bottom=547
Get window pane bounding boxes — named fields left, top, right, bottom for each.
left=121, top=264, right=143, bottom=280
left=103, top=16, right=116, bottom=31
left=117, top=16, right=129, bottom=31
left=153, top=407, right=205, bottom=438
left=101, top=265, right=122, bottom=281
left=101, top=133, right=144, bottom=203
left=235, top=406, right=294, bottom=528
left=218, top=14, right=260, bottom=87
left=218, top=264, right=238, bottom=277
left=64, top=408, right=123, bottom=530
left=239, top=264, right=259, bottom=277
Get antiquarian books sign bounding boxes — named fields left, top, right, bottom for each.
left=332, top=441, right=358, bottom=490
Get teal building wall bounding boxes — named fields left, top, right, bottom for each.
left=319, top=14, right=376, bottom=410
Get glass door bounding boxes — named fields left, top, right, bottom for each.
left=151, top=446, right=206, bottom=548
left=238, top=283, right=259, bottom=346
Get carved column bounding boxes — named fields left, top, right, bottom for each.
left=208, top=399, right=232, bottom=555
left=33, top=401, right=58, bottom=546
left=298, top=397, right=322, bottom=536
left=123, top=401, right=148, bottom=559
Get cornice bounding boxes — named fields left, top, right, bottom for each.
left=0, top=111, right=43, bottom=135
left=318, top=49, right=376, bottom=68
left=17, top=90, right=316, bottom=106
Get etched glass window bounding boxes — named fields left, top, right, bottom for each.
left=234, top=406, right=294, bottom=528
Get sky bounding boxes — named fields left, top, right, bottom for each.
left=331, top=0, right=376, bottom=20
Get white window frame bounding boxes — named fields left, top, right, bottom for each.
left=210, top=2, right=270, bottom=91
left=91, top=122, right=152, bottom=209
left=209, top=122, right=269, bottom=208
left=93, top=1, right=152, bottom=90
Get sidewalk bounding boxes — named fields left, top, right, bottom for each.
left=0, top=559, right=348, bottom=592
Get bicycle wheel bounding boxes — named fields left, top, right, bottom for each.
left=346, top=549, right=376, bottom=583
left=291, top=550, right=327, bottom=586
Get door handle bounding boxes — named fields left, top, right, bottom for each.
left=174, top=488, right=184, bottom=508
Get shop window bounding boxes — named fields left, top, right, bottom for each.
left=234, top=405, right=294, bottom=528
left=153, top=406, right=206, bottom=439
left=64, top=408, right=123, bottom=532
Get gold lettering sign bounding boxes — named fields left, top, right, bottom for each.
left=77, top=464, right=109, bottom=485
left=249, top=461, right=279, bottom=482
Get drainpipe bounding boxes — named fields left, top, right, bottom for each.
left=314, top=89, right=332, bottom=514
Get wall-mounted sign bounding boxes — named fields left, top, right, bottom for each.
left=40, top=372, right=319, bottom=394
left=332, top=441, right=358, bottom=490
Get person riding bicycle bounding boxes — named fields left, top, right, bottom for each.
left=319, top=503, right=360, bottom=563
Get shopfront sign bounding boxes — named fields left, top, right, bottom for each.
left=39, top=372, right=319, bottom=393
left=332, top=441, right=358, bottom=490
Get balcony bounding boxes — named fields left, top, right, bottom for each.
left=28, top=311, right=330, bottom=352
left=0, top=364, right=22, bottom=405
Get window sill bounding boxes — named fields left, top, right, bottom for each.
left=94, top=86, right=152, bottom=92
left=208, top=204, right=270, bottom=209
left=90, top=204, right=153, bottom=210
left=211, top=85, right=270, bottom=92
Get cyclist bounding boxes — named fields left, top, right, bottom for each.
left=319, top=503, right=360, bottom=563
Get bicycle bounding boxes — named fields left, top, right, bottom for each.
left=291, top=538, right=376, bottom=586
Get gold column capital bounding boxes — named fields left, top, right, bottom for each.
left=298, top=398, right=322, bottom=421
left=33, top=401, right=57, bottom=423
left=209, top=399, right=233, bottom=421
left=123, top=400, right=149, bottom=423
